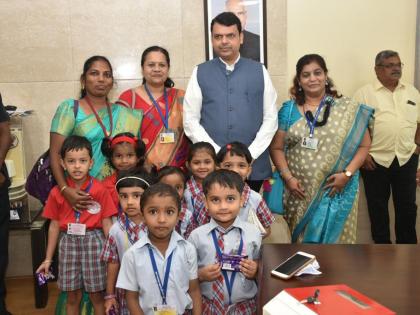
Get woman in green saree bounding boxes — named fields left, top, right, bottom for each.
left=50, top=56, right=142, bottom=209
left=270, top=54, right=373, bottom=243
left=49, top=56, right=142, bottom=314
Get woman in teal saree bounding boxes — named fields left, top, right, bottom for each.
left=49, top=56, right=142, bottom=314
left=270, top=54, right=373, bottom=243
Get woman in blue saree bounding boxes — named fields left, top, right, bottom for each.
left=270, top=54, right=373, bottom=243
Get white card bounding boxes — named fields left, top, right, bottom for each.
left=67, top=223, right=86, bottom=236
left=301, top=137, right=319, bottom=150
left=159, top=131, right=175, bottom=144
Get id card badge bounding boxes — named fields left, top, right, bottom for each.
left=221, top=253, right=248, bottom=271
left=67, top=223, right=86, bottom=236
left=301, top=136, right=319, bottom=150
left=153, top=305, right=176, bottom=315
left=159, top=129, right=175, bottom=144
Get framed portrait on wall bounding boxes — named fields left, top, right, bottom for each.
left=204, top=0, right=267, bottom=66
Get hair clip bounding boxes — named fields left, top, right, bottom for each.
left=115, top=176, right=150, bottom=189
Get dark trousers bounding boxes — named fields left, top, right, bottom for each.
left=0, top=184, right=9, bottom=310
left=361, top=154, right=418, bottom=244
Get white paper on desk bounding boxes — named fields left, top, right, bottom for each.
left=295, top=259, right=322, bottom=277
left=263, top=290, right=316, bottom=315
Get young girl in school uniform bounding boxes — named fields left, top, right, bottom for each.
left=184, top=142, right=217, bottom=226
left=116, top=183, right=202, bottom=315
left=101, top=132, right=146, bottom=207
left=101, top=170, right=155, bottom=315
left=216, top=142, right=276, bottom=238
left=157, top=166, right=196, bottom=239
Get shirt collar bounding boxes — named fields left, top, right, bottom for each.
left=134, top=230, right=185, bottom=257
left=206, top=217, right=243, bottom=235
left=219, top=54, right=241, bottom=72
left=242, top=183, right=251, bottom=207
left=374, top=78, right=405, bottom=91
left=66, top=176, right=92, bottom=190
left=117, top=213, right=147, bottom=233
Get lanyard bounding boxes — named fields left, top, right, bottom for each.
left=304, top=96, right=326, bottom=138
left=73, top=178, right=93, bottom=223
left=147, top=245, right=174, bottom=305
left=211, top=229, right=244, bottom=305
left=84, top=96, right=113, bottom=138
left=144, top=84, right=169, bottom=130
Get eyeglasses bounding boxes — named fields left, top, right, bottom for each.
left=377, top=63, right=404, bottom=69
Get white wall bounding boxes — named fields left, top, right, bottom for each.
left=287, top=0, right=418, bottom=96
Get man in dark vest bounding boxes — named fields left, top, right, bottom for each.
left=183, top=12, right=277, bottom=191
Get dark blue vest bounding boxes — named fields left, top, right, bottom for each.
left=197, top=57, right=271, bottom=180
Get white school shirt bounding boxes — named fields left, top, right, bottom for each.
left=183, top=55, right=278, bottom=159
left=116, top=230, right=198, bottom=315
left=188, top=217, right=262, bottom=304
left=107, top=217, right=147, bottom=262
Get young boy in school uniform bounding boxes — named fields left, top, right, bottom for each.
left=36, top=135, right=117, bottom=315
left=188, top=170, right=262, bottom=315
left=216, top=142, right=276, bottom=238
left=116, top=183, right=202, bottom=315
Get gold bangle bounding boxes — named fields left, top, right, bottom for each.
left=43, top=260, right=53, bottom=264
left=60, top=185, right=68, bottom=193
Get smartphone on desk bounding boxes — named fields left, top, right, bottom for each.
left=271, top=251, right=315, bottom=279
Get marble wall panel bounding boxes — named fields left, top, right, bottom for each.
left=0, top=0, right=73, bottom=83
left=0, top=81, right=75, bottom=166
left=69, top=0, right=185, bottom=81
left=266, top=0, right=287, bottom=76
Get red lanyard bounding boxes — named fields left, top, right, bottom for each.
left=84, top=96, right=113, bottom=138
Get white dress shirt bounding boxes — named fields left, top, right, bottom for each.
left=116, top=231, right=197, bottom=315
left=183, top=56, right=278, bottom=160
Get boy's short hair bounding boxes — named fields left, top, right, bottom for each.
left=203, top=169, right=244, bottom=196
left=140, top=183, right=181, bottom=214
left=116, top=167, right=156, bottom=192
left=60, top=135, right=92, bottom=158
left=157, top=166, right=187, bottom=184
left=216, top=141, right=253, bottom=165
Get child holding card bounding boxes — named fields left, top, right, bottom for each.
left=36, top=135, right=117, bottom=315
left=188, top=170, right=262, bottom=315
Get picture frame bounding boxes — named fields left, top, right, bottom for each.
left=204, top=0, right=267, bottom=67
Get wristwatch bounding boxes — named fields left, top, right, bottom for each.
left=343, top=169, right=352, bottom=177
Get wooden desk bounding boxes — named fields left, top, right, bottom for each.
left=257, top=244, right=420, bottom=315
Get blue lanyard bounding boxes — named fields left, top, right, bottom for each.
left=147, top=245, right=174, bottom=305
left=73, top=178, right=93, bottom=223
left=305, top=96, right=326, bottom=138
left=211, top=229, right=244, bottom=305
left=125, top=216, right=135, bottom=245
left=144, top=84, right=169, bottom=130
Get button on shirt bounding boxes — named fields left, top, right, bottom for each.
left=188, top=217, right=262, bottom=304
left=116, top=230, right=198, bottom=315
left=353, top=80, right=420, bottom=167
